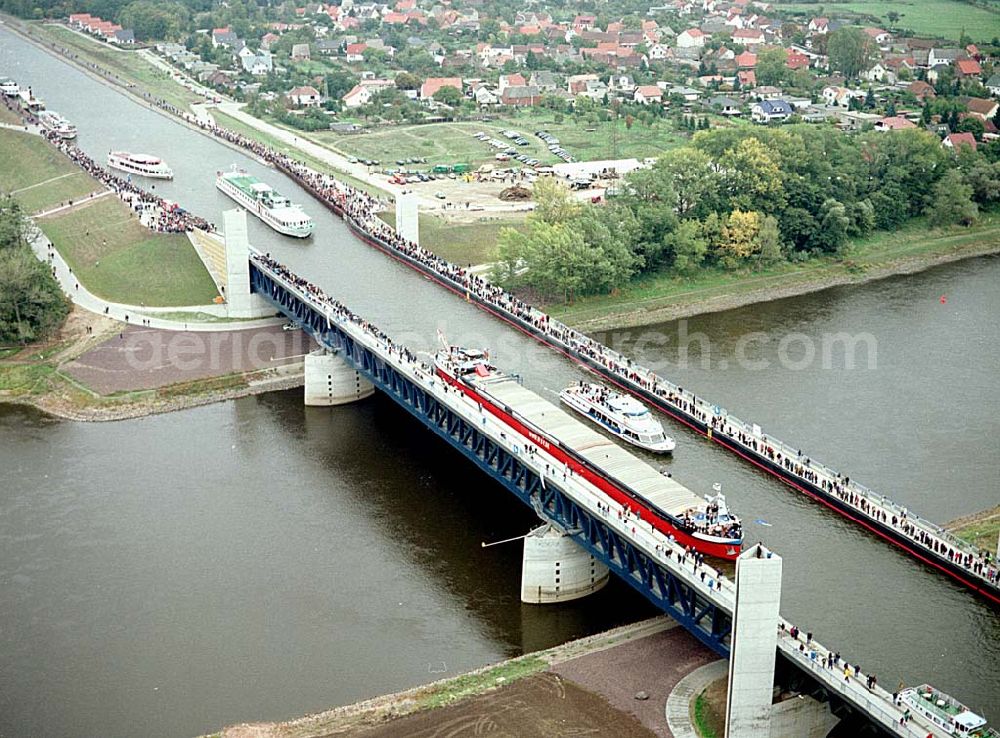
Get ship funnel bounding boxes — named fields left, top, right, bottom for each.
left=712, top=482, right=722, bottom=493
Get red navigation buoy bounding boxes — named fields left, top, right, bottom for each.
left=940, top=295, right=947, bottom=304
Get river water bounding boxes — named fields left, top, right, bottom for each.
left=1, top=26, right=997, bottom=738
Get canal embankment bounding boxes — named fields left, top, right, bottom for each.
left=948, top=506, right=1000, bottom=553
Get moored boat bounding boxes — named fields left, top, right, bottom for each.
left=107, top=151, right=174, bottom=179
left=37, top=110, right=76, bottom=139
left=434, top=346, right=743, bottom=560
left=0, top=77, right=19, bottom=96
left=898, top=685, right=999, bottom=737
left=560, top=381, right=675, bottom=453
left=215, top=169, right=314, bottom=238
left=17, top=87, right=43, bottom=110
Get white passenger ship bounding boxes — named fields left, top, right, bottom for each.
left=899, top=685, right=999, bottom=737
left=215, top=169, right=314, bottom=238
left=0, top=77, right=19, bottom=96
left=37, top=110, right=76, bottom=139
left=107, top=151, right=174, bottom=179
left=560, top=382, right=675, bottom=453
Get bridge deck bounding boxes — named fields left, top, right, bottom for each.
left=249, top=252, right=977, bottom=738
left=479, top=376, right=701, bottom=516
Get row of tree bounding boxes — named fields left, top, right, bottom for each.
left=0, top=197, right=69, bottom=345
left=494, top=126, right=1000, bottom=301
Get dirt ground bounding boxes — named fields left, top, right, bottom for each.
left=62, top=324, right=314, bottom=394
left=551, top=625, right=715, bottom=737
left=317, top=673, right=657, bottom=738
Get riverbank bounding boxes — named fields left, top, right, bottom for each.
left=547, top=214, right=1000, bottom=331
left=947, top=506, right=1000, bottom=552
left=0, top=308, right=307, bottom=422
left=202, top=616, right=715, bottom=738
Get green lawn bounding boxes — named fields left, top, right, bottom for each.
left=548, top=212, right=1000, bottom=328
left=378, top=211, right=527, bottom=264
left=949, top=506, right=1000, bottom=550
left=39, top=197, right=219, bottom=306
left=0, top=105, right=23, bottom=125
left=0, top=129, right=98, bottom=213
left=310, top=112, right=687, bottom=170
left=772, top=0, right=1000, bottom=42
left=25, top=22, right=201, bottom=111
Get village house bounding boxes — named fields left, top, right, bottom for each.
left=633, top=85, right=663, bottom=105
left=677, top=28, right=706, bottom=48
left=751, top=99, right=792, bottom=123
left=419, top=77, right=462, bottom=100
left=291, top=43, right=311, bottom=62
left=286, top=85, right=323, bottom=107
left=943, top=132, right=977, bottom=152
left=873, top=115, right=917, bottom=131
left=212, top=27, right=239, bottom=48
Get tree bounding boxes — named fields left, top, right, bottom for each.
left=963, top=160, right=1000, bottom=204
left=393, top=71, right=422, bottom=91
left=718, top=209, right=763, bottom=267
left=653, top=147, right=719, bottom=218
left=755, top=215, right=784, bottom=265
left=532, top=178, right=581, bottom=225
left=324, top=70, right=358, bottom=100
left=664, top=219, right=707, bottom=274
left=756, top=48, right=788, bottom=87
left=925, top=169, right=978, bottom=226
left=813, top=199, right=851, bottom=252
left=719, top=137, right=786, bottom=213
left=957, top=117, right=985, bottom=140
left=827, top=27, right=874, bottom=79
left=119, top=0, right=189, bottom=40
left=433, top=85, right=462, bottom=107
left=0, top=198, right=68, bottom=344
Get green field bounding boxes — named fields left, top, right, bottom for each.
left=548, top=212, right=1000, bottom=328
left=772, top=0, right=1000, bottom=42
left=379, top=211, right=527, bottom=264
left=0, top=105, right=23, bottom=125
left=0, top=129, right=97, bottom=213
left=24, top=22, right=201, bottom=111
left=311, top=111, right=687, bottom=170
left=39, top=197, right=219, bottom=306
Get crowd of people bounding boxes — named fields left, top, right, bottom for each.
left=11, top=34, right=996, bottom=588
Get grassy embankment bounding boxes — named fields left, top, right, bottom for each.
left=947, top=505, right=1000, bottom=551
left=20, top=21, right=202, bottom=112
left=378, top=210, right=527, bottom=265
left=310, top=111, right=688, bottom=170
left=547, top=212, right=1000, bottom=330
left=771, top=0, right=1000, bottom=42
left=0, top=128, right=218, bottom=306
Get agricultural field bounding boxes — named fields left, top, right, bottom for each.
left=0, top=128, right=97, bottom=213
left=39, top=196, right=219, bottom=306
left=772, top=0, right=1000, bottom=42
left=312, top=111, right=688, bottom=170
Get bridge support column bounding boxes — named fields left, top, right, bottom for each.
left=304, top=349, right=374, bottom=406
left=520, top=524, right=609, bottom=604
left=223, top=209, right=273, bottom=319
left=394, top=191, right=419, bottom=246
left=725, top=544, right=782, bottom=738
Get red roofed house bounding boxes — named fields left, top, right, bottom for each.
left=677, top=28, right=705, bottom=48
left=732, top=29, right=764, bottom=46
left=955, top=59, right=982, bottom=78
left=808, top=17, right=829, bottom=35
left=786, top=52, right=810, bottom=70
left=286, top=85, right=322, bottom=107
left=633, top=85, right=663, bottom=105
left=420, top=77, right=462, bottom=100
left=908, top=80, right=936, bottom=101
left=736, top=51, right=757, bottom=68
left=345, top=43, right=367, bottom=62
left=966, top=97, right=999, bottom=121
left=498, top=73, right=526, bottom=93
left=737, top=70, right=756, bottom=87
left=873, top=116, right=916, bottom=132
left=943, top=132, right=977, bottom=152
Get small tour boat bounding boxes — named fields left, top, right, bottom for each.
left=898, top=685, right=998, bottom=737
left=108, top=151, right=174, bottom=179
left=38, top=110, right=76, bottom=139
left=215, top=169, right=314, bottom=238
left=0, top=77, right=19, bottom=96
left=560, top=381, right=675, bottom=453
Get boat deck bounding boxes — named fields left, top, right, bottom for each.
left=476, top=375, right=703, bottom=516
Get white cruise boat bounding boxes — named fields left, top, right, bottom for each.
left=560, top=382, right=675, bottom=453
left=38, top=110, right=76, bottom=139
left=17, top=87, right=43, bottom=110
left=0, top=77, right=19, bottom=96
left=108, top=151, right=174, bottom=179
left=898, top=685, right=998, bottom=737
left=215, top=169, right=314, bottom=238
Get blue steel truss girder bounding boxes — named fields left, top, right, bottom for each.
left=249, top=264, right=733, bottom=656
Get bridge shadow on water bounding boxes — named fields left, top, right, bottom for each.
left=249, top=387, right=659, bottom=657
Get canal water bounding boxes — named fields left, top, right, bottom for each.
left=1, top=26, right=998, bottom=738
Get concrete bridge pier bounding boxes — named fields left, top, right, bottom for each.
left=520, top=524, right=610, bottom=604
left=304, top=349, right=375, bottom=406
left=394, top=191, right=419, bottom=246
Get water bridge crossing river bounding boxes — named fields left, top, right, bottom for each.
left=248, top=250, right=986, bottom=738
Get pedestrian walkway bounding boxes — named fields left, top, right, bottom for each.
left=32, top=188, right=113, bottom=217
left=29, top=226, right=280, bottom=332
